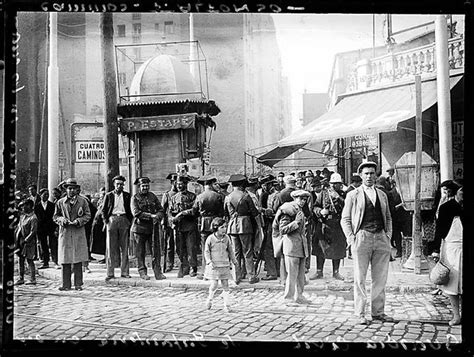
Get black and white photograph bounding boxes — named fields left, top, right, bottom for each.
left=0, top=0, right=469, bottom=352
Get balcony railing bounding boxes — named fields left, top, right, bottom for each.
left=347, top=36, right=464, bottom=92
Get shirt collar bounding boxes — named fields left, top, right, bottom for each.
left=362, top=184, right=375, bottom=191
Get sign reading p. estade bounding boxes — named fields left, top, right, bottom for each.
left=119, top=113, right=196, bottom=133
left=75, top=141, right=105, bottom=162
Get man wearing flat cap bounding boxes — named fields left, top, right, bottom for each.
left=131, top=177, right=165, bottom=280
left=161, top=173, right=179, bottom=272
left=224, top=174, right=260, bottom=284
left=53, top=178, right=91, bottom=291
left=169, top=175, right=198, bottom=278
left=274, top=190, right=311, bottom=305
left=341, top=161, right=393, bottom=325
left=276, top=172, right=285, bottom=191
left=180, top=175, right=224, bottom=279
left=101, top=175, right=133, bottom=281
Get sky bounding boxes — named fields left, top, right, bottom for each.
left=271, top=14, right=465, bottom=130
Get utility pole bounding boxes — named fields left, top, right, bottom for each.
left=48, top=12, right=60, bottom=191
left=413, top=75, right=423, bottom=274
left=435, top=15, right=453, bottom=182
left=100, top=13, right=120, bottom=192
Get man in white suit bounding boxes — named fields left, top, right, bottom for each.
left=340, top=161, right=393, bottom=325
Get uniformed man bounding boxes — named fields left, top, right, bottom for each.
left=161, top=173, right=179, bottom=272
left=169, top=175, right=198, bottom=278
left=130, top=177, right=165, bottom=280
left=181, top=175, right=224, bottom=279
left=216, top=180, right=230, bottom=199
left=258, top=174, right=278, bottom=280
left=225, top=174, right=260, bottom=284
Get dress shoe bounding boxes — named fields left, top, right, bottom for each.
left=155, top=274, right=166, bottom=280
left=183, top=268, right=190, bottom=276
left=309, top=272, right=323, bottom=280
left=140, top=274, right=150, bottom=280
left=358, top=316, right=369, bottom=325
left=105, top=276, right=115, bottom=282
left=38, top=264, right=49, bottom=269
left=295, top=297, right=312, bottom=305
left=372, top=314, right=394, bottom=322
left=58, top=286, right=71, bottom=291
left=249, top=277, right=260, bottom=284
left=164, top=266, right=173, bottom=273
left=333, top=272, right=345, bottom=281
left=120, top=274, right=131, bottom=278
left=15, top=278, right=25, bottom=285
left=75, top=286, right=83, bottom=291
left=235, top=278, right=241, bottom=285
left=389, top=256, right=395, bottom=262
left=25, top=280, right=36, bottom=285
left=261, top=275, right=277, bottom=281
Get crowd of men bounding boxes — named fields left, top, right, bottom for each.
left=13, top=165, right=403, bottom=288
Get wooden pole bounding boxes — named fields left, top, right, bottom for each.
left=413, top=75, right=423, bottom=274
left=100, top=13, right=120, bottom=192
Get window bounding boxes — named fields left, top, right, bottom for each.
left=154, top=23, right=160, bottom=34
left=164, top=21, right=174, bottom=34
left=117, top=25, right=126, bottom=37
left=133, top=23, right=141, bottom=35
left=132, top=13, right=141, bottom=20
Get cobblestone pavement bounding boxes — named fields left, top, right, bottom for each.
left=13, top=276, right=462, bottom=344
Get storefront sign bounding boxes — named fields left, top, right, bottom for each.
left=119, top=113, right=196, bottom=133
left=75, top=141, right=106, bottom=163
left=351, top=134, right=377, bottom=149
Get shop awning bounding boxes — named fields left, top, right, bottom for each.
left=257, top=73, right=463, bottom=167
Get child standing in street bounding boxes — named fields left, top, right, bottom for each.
left=204, top=217, right=237, bottom=312
left=15, top=199, right=38, bottom=285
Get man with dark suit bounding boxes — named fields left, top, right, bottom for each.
left=102, top=175, right=133, bottom=281
left=35, top=188, right=57, bottom=269
left=341, top=161, right=393, bottom=325
left=161, top=173, right=178, bottom=272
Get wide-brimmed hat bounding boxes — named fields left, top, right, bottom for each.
left=290, top=190, right=310, bottom=199
left=134, top=177, right=151, bottom=185
left=357, top=161, right=377, bottom=173
left=228, top=174, right=247, bottom=183
left=329, top=173, right=343, bottom=184
left=176, top=175, right=191, bottom=183
left=259, top=174, right=275, bottom=184
left=62, top=178, right=80, bottom=189
left=166, top=173, right=178, bottom=181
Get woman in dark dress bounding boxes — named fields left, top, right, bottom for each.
left=90, top=187, right=106, bottom=263
left=427, top=179, right=463, bottom=326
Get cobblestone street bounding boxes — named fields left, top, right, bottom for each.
left=13, top=276, right=461, bottom=345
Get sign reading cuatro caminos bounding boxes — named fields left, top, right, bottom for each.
left=119, top=113, right=197, bottom=133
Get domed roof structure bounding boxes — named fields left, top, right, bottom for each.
left=129, top=54, right=203, bottom=102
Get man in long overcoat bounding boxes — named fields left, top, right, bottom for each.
left=53, top=178, right=91, bottom=291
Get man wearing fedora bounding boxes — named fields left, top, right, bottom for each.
left=224, top=174, right=260, bottom=284
left=131, top=177, right=166, bottom=280
left=341, top=162, right=393, bottom=325
left=180, top=175, right=224, bottom=279
left=161, top=173, right=179, bottom=272
left=53, top=178, right=91, bottom=291
left=102, top=175, right=133, bottom=281
left=169, top=175, right=198, bottom=278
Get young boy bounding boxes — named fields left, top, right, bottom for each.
left=15, top=199, right=38, bottom=285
